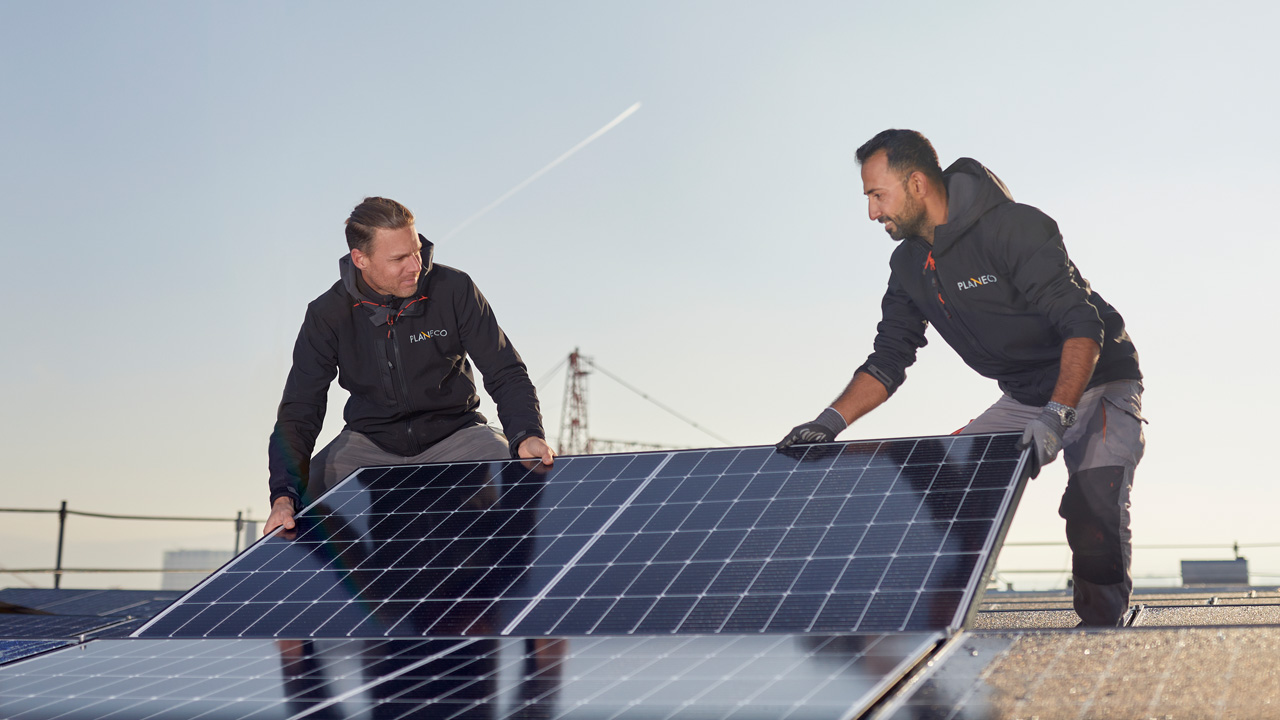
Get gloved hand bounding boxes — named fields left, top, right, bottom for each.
left=1018, top=405, right=1069, bottom=478
left=776, top=407, right=847, bottom=454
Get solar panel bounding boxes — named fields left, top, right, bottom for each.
left=0, top=640, right=73, bottom=667
left=0, top=631, right=942, bottom=720
left=0, top=615, right=127, bottom=639
left=139, top=434, right=1028, bottom=639
left=0, top=434, right=1033, bottom=719
left=0, top=589, right=182, bottom=618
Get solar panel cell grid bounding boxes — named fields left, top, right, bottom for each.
left=136, top=435, right=1027, bottom=640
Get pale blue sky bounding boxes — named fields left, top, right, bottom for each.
left=2, top=1, right=1277, bottom=590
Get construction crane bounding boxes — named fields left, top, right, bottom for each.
left=550, top=348, right=733, bottom=456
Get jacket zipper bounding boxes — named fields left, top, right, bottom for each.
left=924, top=251, right=952, bottom=319
left=922, top=249, right=1000, bottom=366
left=386, top=323, right=420, bottom=455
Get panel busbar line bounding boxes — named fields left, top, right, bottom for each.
left=138, top=434, right=1029, bottom=639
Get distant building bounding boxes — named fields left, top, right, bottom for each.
left=161, top=549, right=232, bottom=591
left=1181, top=557, right=1250, bottom=586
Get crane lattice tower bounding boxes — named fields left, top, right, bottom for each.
left=557, top=348, right=592, bottom=455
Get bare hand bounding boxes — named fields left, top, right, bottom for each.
left=264, top=497, right=296, bottom=536
left=517, top=435, right=556, bottom=466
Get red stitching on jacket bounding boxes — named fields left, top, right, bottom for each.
left=395, top=295, right=428, bottom=323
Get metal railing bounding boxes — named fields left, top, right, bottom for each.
left=6, top=503, right=1278, bottom=590
left=0, top=502, right=247, bottom=588
left=993, top=540, right=1280, bottom=587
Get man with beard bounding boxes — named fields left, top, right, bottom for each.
left=777, top=129, right=1145, bottom=627
left=265, top=197, right=554, bottom=535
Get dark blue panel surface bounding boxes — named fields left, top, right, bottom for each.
left=514, top=434, right=1027, bottom=635
left=139, top=456, right=648, bottom=638
left=0, top=615, right=124, bottom=638
left=0, top=640, right=74, bottom=666
left=0, top=589, right=181, bottom=618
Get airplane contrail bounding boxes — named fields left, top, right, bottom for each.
left=441, top=101, right=642, bottom=241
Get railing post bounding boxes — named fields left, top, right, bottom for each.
left=235, top=511, right=243, bottom=554
left=54, top=501, right=67, bottom=589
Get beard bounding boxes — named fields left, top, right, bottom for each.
left=882, top=191, right=929, bottom=242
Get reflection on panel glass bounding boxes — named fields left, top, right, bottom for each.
left=0, top=615, right=125, bottom=639
left=141, top=459, right=561, bottom=639
left=876, top=632, right=1017, bottom=720
left=138, top=435, right=1027, bottom=640
left=0, top=640, right=74, bottom=667
left=0, top=589, right=182, bottom=619
left=0, top=632, right=942, bottom=720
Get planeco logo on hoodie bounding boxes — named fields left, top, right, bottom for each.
left=409, top=330, right=448, bottom=343
left=957, top=275, right=998, bottom=291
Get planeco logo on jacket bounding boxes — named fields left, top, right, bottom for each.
left=409, top=330, right=448, bottom=343
left=957, top=275, right=998, bottom=291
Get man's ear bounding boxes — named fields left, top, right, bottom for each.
left=908, top=170, right=929, bottom=198
left=351, top=248, right=368, bottom=270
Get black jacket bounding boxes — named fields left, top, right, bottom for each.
left=856, top=158, right=1141, bottom=406
left=268, top=237, right=544, bottom=507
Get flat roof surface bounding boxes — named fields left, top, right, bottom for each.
left=875, top=586, right=1280, bottom=719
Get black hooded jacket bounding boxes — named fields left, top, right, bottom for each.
left=268, top=237, right=543, bottom=508
left=855, top=158, right=1141, bottom=406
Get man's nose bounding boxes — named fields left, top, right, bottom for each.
left=868, top=202, right=882, bottom=221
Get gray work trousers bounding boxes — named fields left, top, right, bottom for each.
left=306, top=424, right=511, bottom=504
left=960, top=379, right=1146, bottom=626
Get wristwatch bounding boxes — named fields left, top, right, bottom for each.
left=1045, top=401, right=1077, bottom=428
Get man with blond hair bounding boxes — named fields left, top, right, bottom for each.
left=265, top=197, right=553, bottom=535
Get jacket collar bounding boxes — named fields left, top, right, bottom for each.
left=931, top=157, right=1014, bottom=255
left=339, top=235, right=436, bottom=326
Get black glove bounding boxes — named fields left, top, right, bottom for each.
left=1018, top=405, right=1069, bottom=478
left=776, top=407, right=847, bottom=454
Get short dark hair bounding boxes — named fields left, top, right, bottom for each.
left=345, top=197, right=415, bottom=253
left=855, top=129, right=944, bottom=188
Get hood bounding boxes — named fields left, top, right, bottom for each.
left=934, top=157, right=1014, bottom=254
left=339, top=234, right=436, bottom=326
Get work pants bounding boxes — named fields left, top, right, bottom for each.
left=305, top=423, right=511, bottom=505
left=960, top=379, right=1146, bottom=626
